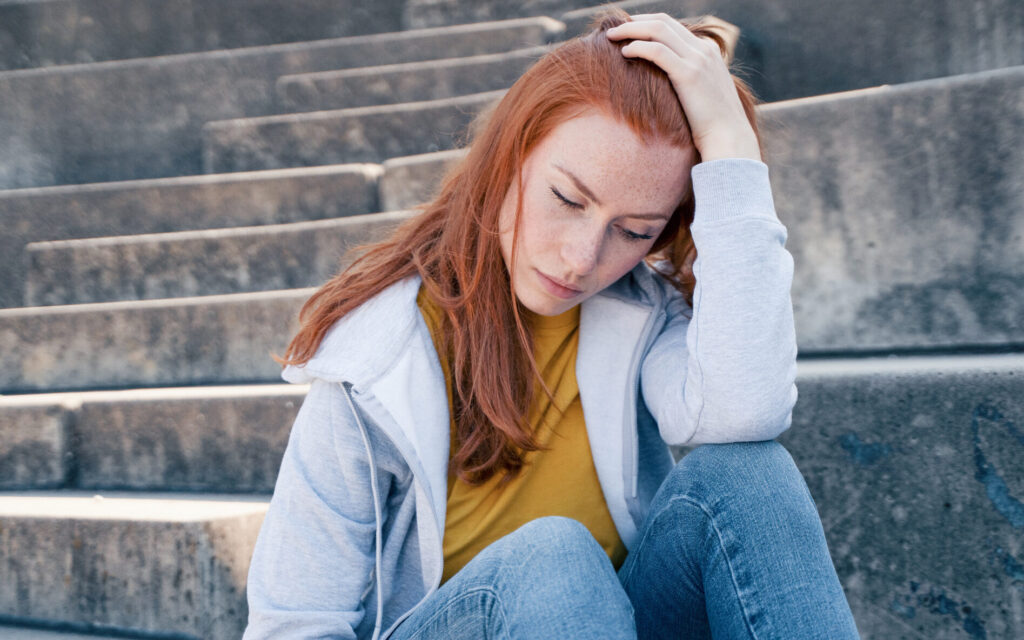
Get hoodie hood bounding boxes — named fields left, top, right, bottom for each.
left=281, top=276, right=424, bottom=387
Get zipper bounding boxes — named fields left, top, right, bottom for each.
left=623, top=304, right=663, bottom=500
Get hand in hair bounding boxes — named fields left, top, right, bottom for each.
left=606, top=14, right=761, bottom=163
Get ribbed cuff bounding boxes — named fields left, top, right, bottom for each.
left=690, top=158, right=779, bottom=225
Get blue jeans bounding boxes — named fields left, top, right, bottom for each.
left=388, top=440, right=861, bottom=639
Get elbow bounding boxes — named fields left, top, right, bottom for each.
left=680, top=383, right=798, bottom=445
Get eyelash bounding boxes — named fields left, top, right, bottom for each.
left=549, top=187, right=654, bottom=242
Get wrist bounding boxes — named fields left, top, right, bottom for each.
left=697, top=131, right=762, bottom=163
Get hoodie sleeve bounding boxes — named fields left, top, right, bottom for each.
left=641, top=157, right=798, bottom=446
left=243, top=377, right=385, bottom=639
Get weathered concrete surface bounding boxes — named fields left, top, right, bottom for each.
left=31, top=66, right=1024, bottom=345
left=0, top=404, right=69, bottom=489
left=6, top=68, right=1024, bottom=391
left=0, top=385, right=306, bottom=492
left=25, top=210, right=414, bottom=305
left=278, top=45, right=550, bottom=111
left=0, top=17, right=563, bottom=189
left=72, top=385, right=305, bottom=492
left=0, top=492, right=268, bottom=639
left=1, top=163, right=382, bottom=310
left=409, top=0, right=1024, bottom=105
left=0, top=289, right=313, bottom=393
left=0, top=624, right=137, bottom=639
left=4, top=354, right=1020, bottom=638
left=761, top=65, right=1024, bottom=353
left=0, top=0, right=406, bottom=71
left=773, top=353, right=1024, bottom=640
left=202, top=90, right=505, bottom=173
left=404, top=0, right=595, bottom=29
left=380, top=148, right=468, bottom=212
left=665, top=353, right=1024, bottom=637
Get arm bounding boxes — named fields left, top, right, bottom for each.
left=641, top=157, right=798, bottom=446
left=244, top=378, right=387, bottom=639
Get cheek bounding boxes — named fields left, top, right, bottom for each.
left=516, top=196, right=563, bottom=257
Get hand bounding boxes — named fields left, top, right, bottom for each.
left=605, top=14, right=761, bottom=163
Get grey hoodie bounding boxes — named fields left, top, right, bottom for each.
left=243, top=157, right=798, bottom=640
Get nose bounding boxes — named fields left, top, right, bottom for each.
left=560, top=223, right=603, bottom=278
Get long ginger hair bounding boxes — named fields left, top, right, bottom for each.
left=274, top=8, right=763, bottom=486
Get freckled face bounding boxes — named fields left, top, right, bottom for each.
left=498, top=109, right=696, bottom=316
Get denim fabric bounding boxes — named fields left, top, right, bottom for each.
left=388, top=441, right=860, bottom=640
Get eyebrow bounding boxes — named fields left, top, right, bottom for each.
left=553, top=164, right=671, bottom=220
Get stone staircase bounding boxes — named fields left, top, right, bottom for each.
left=1, top=0, right=1021, bottom=638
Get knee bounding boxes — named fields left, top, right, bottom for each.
left=502, top=516, right=618, bottom=578
left=512, top=516, right=601, bottom=557
left=666, top=440, right=810, bottom=507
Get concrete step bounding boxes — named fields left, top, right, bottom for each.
left=761, top=64, right=1024, bottom=354
left=0, top=0, right=406, bottom=72
left=0, top=384, right=304, bottom=493
left=2, top=353, right=1022, bottom=639
left=380, top=148, right=469, bottom=213
left=2, top=189, right=1023, bottom=391
left=278, top=44, right=550, bottom=111
left=404, top=0, right=594, bottom=30
left=411, top=0, right=1024, bottom=104
left=0, top=624, right=141, bottom=639
left=775, top=352, right=1024, bottom=640
left=21, top=147, right=465, bottom=306
left=0, top=17, right=564, bottom=190
left=0, top=163, right=381, bottom=310
left=25, top=211, right=416, bottom=306
left=28, top=66, right=1024, bottom=338
left=0, top=289, right=312, bottom=394
left=202, top=89, right=505, bottom=173
left=275, top=13, right=737, bottom=112
left=0, top=491, right=268, bottom=639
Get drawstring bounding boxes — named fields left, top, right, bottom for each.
left=342, top=382, right=384, bottom=640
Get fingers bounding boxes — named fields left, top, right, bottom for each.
left=606, top=13, right=719, bottom=59
left=618, top=39, right=692, bottom=75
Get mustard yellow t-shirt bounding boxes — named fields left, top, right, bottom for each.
left=416, top=286, right=627, bottom=585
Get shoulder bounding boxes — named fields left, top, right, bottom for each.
left=281, top=275, right=424, bottom=385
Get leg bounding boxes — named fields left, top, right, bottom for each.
left=617, top=440, right=860, bottom=639
left=389, top=515, right=637, bottom=640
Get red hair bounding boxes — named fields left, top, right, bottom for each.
left=273, top=8, right=763, bottom=485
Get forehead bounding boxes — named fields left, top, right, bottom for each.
left=529, top=110, right=695, bottom=206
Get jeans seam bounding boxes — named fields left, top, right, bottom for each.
left=402, top=585, right=511, bottom=640
left=626, top=493, right=768, bottom=640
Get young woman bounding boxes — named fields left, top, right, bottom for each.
left=243, top=9, right=860, bottom=640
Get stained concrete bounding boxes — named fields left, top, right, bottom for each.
left=0, top=289, right=313, bottom=393
left=0, top=17, right=563, bottom=189
left=201, top=90, right=506, bottom=173
left=0, top=403, right=69, bottom=489
left=776, top=353, right=1024, bottom=640
left=24, top=210, right=415, bottom=306
left=761, top=65, right=1024, bottom=353
left=0, top=0, right=406, bottom=71
left=0, top=492, right=268, bottom=639
left=0, top=163, right=382, bottom=309
left=277, top=45, right=551, bottom=111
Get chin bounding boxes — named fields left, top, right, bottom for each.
left=515, top=289, right=579, bottom=317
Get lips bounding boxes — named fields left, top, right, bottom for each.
left=536, top=269, right=583, bottom=299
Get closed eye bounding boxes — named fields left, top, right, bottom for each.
left=619, top=227, right=654, bottom=241
left=552, top=186, right=655, bottom=242
left=550, top=187, right=583, bottom=210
